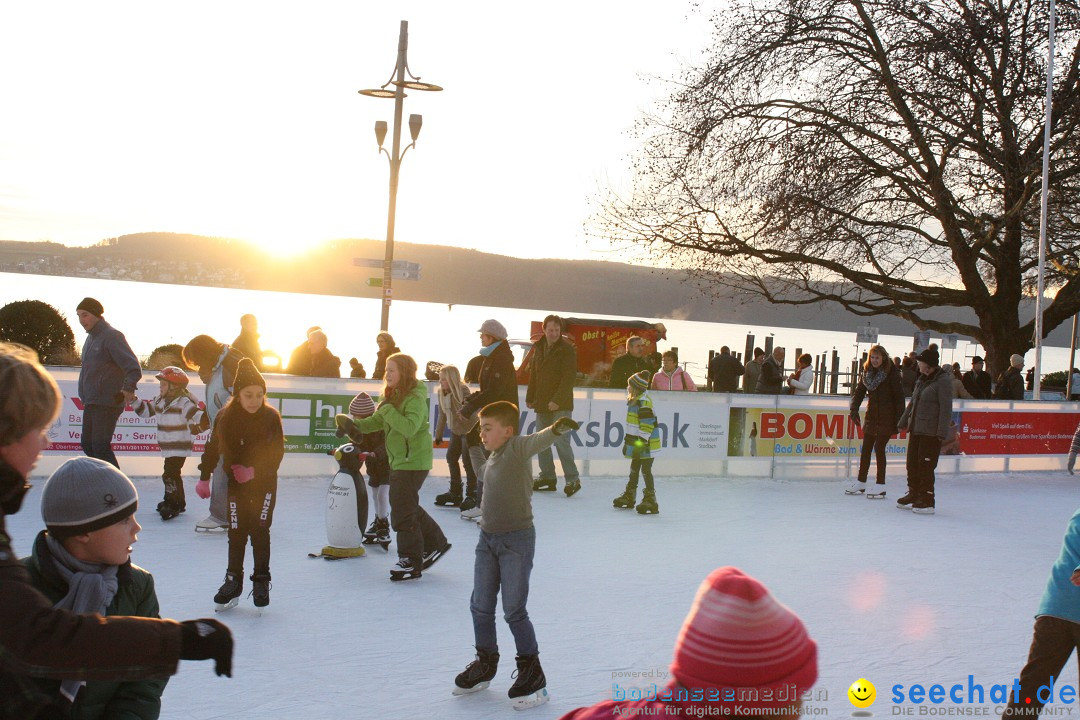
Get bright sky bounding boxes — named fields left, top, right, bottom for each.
left=0, top=2, right=717, bottom=261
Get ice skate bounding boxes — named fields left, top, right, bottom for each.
left=866, top=484, right=887, bottom=499
left=250, top=572, right=271, bottom=608
left=459, top=495, right=478, bottom=512
left=635, top=490, right=659, bottom=515
left=531, top=477, right=556, bottom=492
left=422, top=542, right=452, bottom=570
left=389, top=556, right=422, bottom=582
left=613, top=485, right=636, bottom=509
left=896, top=490, right=917, bottom=509
left=912, top=493, right=935, bottom=515
left=435, top=480, right=463, bottom=507
left=453, top=649, right=499, bottom=695
left=563, top=480, right=581, bottom=497
left=844, top=480, right=866, bottom=495
left=158, top=499, right=186, bottom=521
left=363, top=516, right=390, bottom=550
left=195, top=515, right=228, bottom=533
left=508, top=654, right=549, bottom=710
left=213, top=571, right=242, bottom=611
left=460, top=505, right=482, bottom=522
left=362, top=517, right=379, bottom=542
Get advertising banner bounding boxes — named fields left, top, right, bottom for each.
left=728, top=407, right=909, bottom=458
left=955, top=411, right=1077, bottom=455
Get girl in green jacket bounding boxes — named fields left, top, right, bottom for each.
left=341, top=353, right=450, bottom=582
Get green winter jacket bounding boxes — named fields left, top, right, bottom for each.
left=354, top=382, right=433, bottom=471
left=22, top=531, right=168, bottom=720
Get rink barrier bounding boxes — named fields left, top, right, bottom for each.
left=35, top=367, right=1077, bottom=479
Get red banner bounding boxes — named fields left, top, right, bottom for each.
left=958, top=411, right=1077, bottom=455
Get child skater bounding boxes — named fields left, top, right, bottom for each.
left=432, top=365, right=479, bottom=508
left=613, top=370, right=661, bottom=514
left=131, top=366, right=206, bottom=521
left=197, top=358, right=284, bottom=609
left=345, top=392, right=392, bottom=550
left=336, top=353, right=450, bottom=582
left=26, top=457, right=168, bottom=718
left=452, top=400, right=579, bottom=710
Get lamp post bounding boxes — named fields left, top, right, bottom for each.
left=359, top=20, right=442, bottom=333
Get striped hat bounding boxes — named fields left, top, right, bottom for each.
left=669, top=567, right=817, bottom=702
left=41, top=457, right=138, bottom=538
left=349, top=392, right=376, bottom=418
left=628, top=370, right=650, bottom=393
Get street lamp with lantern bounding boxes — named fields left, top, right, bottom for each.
left=359, top=20, right=442, bottom=333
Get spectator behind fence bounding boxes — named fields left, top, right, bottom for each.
left=75, top=297, right=141, bottom=469
left=707, top=346, right=742, bottom=393
left=231, top=313, right=263, bottom=372
left=993, top=354, right=1026, bottom=400
left=287, top=329, right=340, bottom=378
left=348, top=357, right=367, bottom=378
left=609, top=336, right=651, bottom=390
left=743, top=347, right=765, bottom=393
left=962, top=356, right=992, bottom=399
left=0, top=343, right=233, bottom=720
left=372, top=332, right=402, bottom=381
left=901, top=352, right=918, bottom=397
left=787, top=353, right=814, bottom=395
left=652, top=351, right=697, bottom=392
left=756, top=347, right=786, bottom=394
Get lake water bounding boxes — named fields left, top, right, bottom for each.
left=2, top=271, right=1072, bottom=387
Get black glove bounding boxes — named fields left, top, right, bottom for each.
left=335, top=413, right=355, bottom=439
left=850, top=411, right=861, bottom=428
left=180, top=619, right=234, bottom=678
left=551, top=417, right=580, bottom=435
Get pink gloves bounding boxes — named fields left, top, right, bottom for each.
left=230, top=464, right=255, bottom=484
left=195, top=479, right=211, bottom=499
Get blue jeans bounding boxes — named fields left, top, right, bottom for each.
left=471, top=527, right=537, bottom=656
left=81, top=403, right=123, bottom=468
left=534, top=409, right=579, bottom=483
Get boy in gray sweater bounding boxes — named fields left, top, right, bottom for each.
left=451, top=401, right=578, bottom=711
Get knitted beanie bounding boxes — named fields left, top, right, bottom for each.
left=41, top=457, right=138, bottom=538
left=349, top=391, right=376, bottom=418
left=916, top=347, right=939, bottom=367
left=233, top=357, right=266, bottom=395
left=669, top=567, right=817, bottom=703
left=76, top=297, right=104, bottom=317
left=628, top=370, right=650, bottom=393
left=1010, top=354, right=1025, bottom=368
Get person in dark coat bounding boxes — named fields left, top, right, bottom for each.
left=0, top=343, right=233, bottom=720
left=743, top=347, right=765, bottom=393
left=75, top=297, right=142, bottom=469
left=372, top=332, right=402, bottom=381
left=287, top=329, right=340, bottom=378
left=609, top=336, right=651, bottom=390
left=230, top=314, right=263, bottom=372
left=961, top=356, right=992, bottom=399
left=348, top=358, right=367, bottom=378
left=846, top=345, right=905, bottom=498
left=755, top=347, right=786, bottom=394
left=993, top=354, right=1026, bottom=400
left=897, top=347, right=953, bottom=514
left=901, top=352, right=918, bottom=397
left=707, top=346, right=744, bottom=393
left=463, top=354, right=485, bottom=384
left=525, top=315, right=581, bottom=495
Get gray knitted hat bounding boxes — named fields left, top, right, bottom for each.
left=41, top=457, right=138, bottom=538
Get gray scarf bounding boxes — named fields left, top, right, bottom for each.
left=46, top=534, right=119, bottom=701
left=863, top=366, right=887, bottom=393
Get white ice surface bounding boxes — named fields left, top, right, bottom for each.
left=7, top=470, right=1079, bottom=719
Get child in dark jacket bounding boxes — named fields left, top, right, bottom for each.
left=198, top=358, right=284, bottom=609
left=132, top=366, right=206, bottom=521
left=346, top=392, right=393, bottom=549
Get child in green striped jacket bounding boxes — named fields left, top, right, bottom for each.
left=613, top=370, right=661, bottom=515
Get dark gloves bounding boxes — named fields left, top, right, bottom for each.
left=180, top=619, right=234, bottom=678
left=551, top=417, right=580, bottom=435
left=850, top=411, right=861, bottom=428
left=335, top=413, right=356, bottom=439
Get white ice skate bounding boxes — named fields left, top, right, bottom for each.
left=866, top=484, right=887, bottom=499
left=843, top=481, right=866, bottom=495
left=195, top=515, right=228, bottom=533
left=511, top=688, right=550, bottom=711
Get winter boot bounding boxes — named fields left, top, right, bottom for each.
left=250, top=572, right=271, bottom=607
left=635, top=489, right=659, bottom=515
left=896, top=489, right=917, bottom=509
left=214, top=571, right=243, bottom=611
left=453, top=648, right=499, bottom=695
left=389, top=556, right=422, bottom=582
left=911, top=492, right=935, bottom=515
left=435, top=480, right=464, bottom=507
left=532, top=477, right=557, bottom=492
left=563, top=479, right=582, bottom=497
left=508, top=654, right=550, bottom=709
left=613, top=483, right=637, bottom=509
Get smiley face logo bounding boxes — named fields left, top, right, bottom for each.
left=848, top=678, right=876, bottom=708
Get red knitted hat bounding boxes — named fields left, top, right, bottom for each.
left=669, top=567, right=817, bottom=702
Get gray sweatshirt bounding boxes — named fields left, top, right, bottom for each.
left=478, top=428, right=558, bottom=535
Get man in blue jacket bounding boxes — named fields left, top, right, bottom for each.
left=76, top=297, right=142, bottom=468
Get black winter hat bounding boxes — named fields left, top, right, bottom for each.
left=916, top=347, right=939, bottom=367
left=76, top=297, right=104, bottom=317
left=233, top=357, right=266, bottom=395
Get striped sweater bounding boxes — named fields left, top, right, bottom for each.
left=624, top=391, right=662, bottom=458
left=132, top=391, right=207, bottom=458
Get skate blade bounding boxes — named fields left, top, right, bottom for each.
left=636, top=509, right=659, bottom=515
left=214, top=597, right=239, bottom=612
left=195, top=526, right=227, bottom=533
left=512, top=688, right=550, bottom=710
left=452, top=681, right=489, bottom=696
left=912, top=507, right=936, bottom=515
left=389, top=571, right=421, bottom=582
left=843, top=490, right=865, bottom=495
left=866, top=493, right=887, bottom=499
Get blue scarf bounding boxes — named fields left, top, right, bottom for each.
left=479, top=340, right=503, bottom=357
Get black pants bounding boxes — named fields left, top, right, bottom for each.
left=162, top=456, right=187, bottom=507
left=1003, top=616, right=1080, bottom=718
left=628, top=457, right=655, bottom=491
left=858, top=432, right=890, bottom=484
left=905, top=434, right=941, bottom=499
left=389, top=469, right=447, bottom=562
left=227, top=478, right=277, bottom=577
left=81, top=404, right=123, bottom=468
left=447, top=433, right=477, bottom=492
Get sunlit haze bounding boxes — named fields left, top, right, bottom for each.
left=0, top=2, right=716, bottom=261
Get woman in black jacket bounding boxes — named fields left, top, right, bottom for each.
left=846, top=345, right=905, bottom=499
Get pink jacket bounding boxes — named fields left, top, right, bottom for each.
left=650, top=368, right=697, bottom=392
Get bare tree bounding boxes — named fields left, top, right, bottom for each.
left=598, top=0, right=1080, bottom=378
